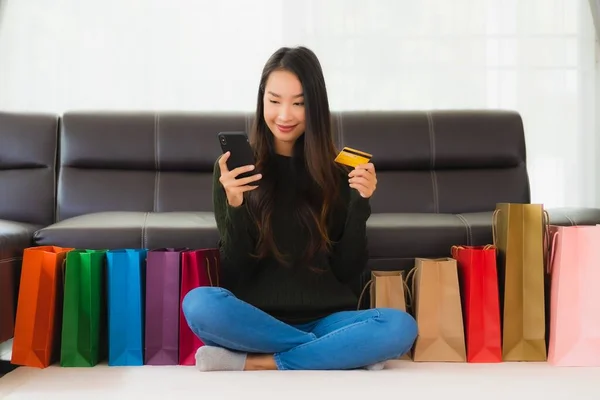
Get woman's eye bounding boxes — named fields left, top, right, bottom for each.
left=269, top=100, right=279, bottom=104
left=294, top=102, right=305, bottom=106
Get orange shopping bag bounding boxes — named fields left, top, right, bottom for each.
left=11, top=246, right=74, bottom=368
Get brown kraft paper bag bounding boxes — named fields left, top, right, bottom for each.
left=409, top=258, right=466, bottom=362
left=358, top=271, right=411, bottom=360
left=493, top=203, right=548, bottom=362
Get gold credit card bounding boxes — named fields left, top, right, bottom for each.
left=334, top=147, right=373, bottom=168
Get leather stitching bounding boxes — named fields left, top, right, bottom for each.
left=563, top=213, right=576, bottom=226
left=141, top=212, right=149, bottom=248
left=455, top=214, right=473, bottom=245
left=153, top=114, right=160, bottom=213
left=0, top=257, right=22, bottom=264
left=53, top=116, right=59, bottom=223
left=426, top=112, right=439, bottom=213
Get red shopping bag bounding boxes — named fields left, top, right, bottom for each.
left=451, top=245, right=502, bottom=363
left=178, top=248, right=220, bottom=366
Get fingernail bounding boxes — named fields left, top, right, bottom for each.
left=257, top=174, right=262, bottom=178
left=249, top=165, right=255, bottom=170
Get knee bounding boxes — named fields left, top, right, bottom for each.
left=376, top=308, right=418, bottom=355
left=181, top=286, right=231, bottom=330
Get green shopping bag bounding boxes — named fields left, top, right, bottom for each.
left=60, top=249, right=107, bottom=367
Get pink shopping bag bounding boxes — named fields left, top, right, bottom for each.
left=547, top=225, right=600, bottom=366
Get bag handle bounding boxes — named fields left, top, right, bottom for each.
left=492, top=209, right=501, bottom=247
left=451, top=244, right=495, bottom=258
left=404, top=264, right=420, bottom=309
left=543, top=209, right=551, bottom=274
left=356, top=271, right=413, bottom=310
left=205, top=255, right=220, bottom=287
left=356, top=279, right=373, bottom=310
left=547, top=229, right=559, bottom=275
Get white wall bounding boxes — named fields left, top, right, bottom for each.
left=0, top=0, right=597, bottom=208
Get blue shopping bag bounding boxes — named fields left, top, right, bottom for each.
left=106, top=248, right=147, bottom=366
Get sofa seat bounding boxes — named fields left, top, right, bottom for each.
left=33, top=212, right=219, bottom=250
left=365, top=207, right=600, bottom=272
left=0, top=219, right=39, bottom=260
left=31, top=207, right=600, bottom=258
left=546, top=207, right=600, bottom=226
left=366, top=212, right=493, bottom=260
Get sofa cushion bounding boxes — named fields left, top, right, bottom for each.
left=546, top=207, right=600, bottom=226
left=57, top=112, right=252, bottom=221
left=0, top=112, right=58, bottom=226
left=34, top=212, right=219, bottom=250
left=339, top=111, right=530, bottom=214
left=367, top=211, right=493, bottom=260
left=0, top=219, right=39, bottom=260
left=33, top=210, right=497, bottom=261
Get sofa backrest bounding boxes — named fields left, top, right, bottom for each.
left=337, top=110, right=530, bottom=213
left=57, top=111, right=254, bottom=221
left=56, top=110, right=529, bottom=220
left=0, top=112, right=58, bottom=226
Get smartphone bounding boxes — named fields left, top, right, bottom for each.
left=217, top=131, right=256, bottom=179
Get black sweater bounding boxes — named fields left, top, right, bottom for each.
left=212, top=153, right=371, bottom=325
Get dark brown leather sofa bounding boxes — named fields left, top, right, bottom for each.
left=34, top=110, right=599, bottom=269
left=1, top=109, right=599, bottom=368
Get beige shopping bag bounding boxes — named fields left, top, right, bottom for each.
left=358, top=270, right=411, bottom=360
left=409, top=258, right=466, bottom=362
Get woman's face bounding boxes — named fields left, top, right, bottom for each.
left=263, top=69, right=306, bottom=156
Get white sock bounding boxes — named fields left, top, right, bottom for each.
left=365, top=362, right=385, bottom=371
left=194, top=346, right=247, bottom=372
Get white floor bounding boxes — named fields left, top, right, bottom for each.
left=1, top=361, right=599, bottom=399
left=0, top=339, right=12, bottom=361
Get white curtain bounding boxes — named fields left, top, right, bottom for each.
left=0, top=0, right=596, bottom=208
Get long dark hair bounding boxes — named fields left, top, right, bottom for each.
left=246, top=46, right=344, bottom=268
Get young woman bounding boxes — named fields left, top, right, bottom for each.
left=182, top=46, right=418, bottom=371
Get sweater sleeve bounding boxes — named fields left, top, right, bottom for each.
left=328, top=189, right=371, bottom=284
left=212, top=159, right=260, bottom=283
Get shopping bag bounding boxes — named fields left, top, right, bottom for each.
left=451, top=245, right=502, bottom=363
left=0, top=257, right=20, bottom=343
left=547, top=225, right=600, bottom=366
left=179, top=248, right=220, bottom=366
left=106, top=248, right=147, bottom=366
left=359, top=270, right=411, bottom=360
left=493, top=203, right=548, bottom=361
left=11, top=246, right=74, bottom=368
left=60, top=249, right=107, bottom=367
left=144, top=247, right=186, bottom=366
left=409, top=258, right=466, bottom=362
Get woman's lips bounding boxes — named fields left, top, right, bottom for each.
left=277, top=124, right=296, bottom=133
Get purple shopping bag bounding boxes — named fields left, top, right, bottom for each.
left=144, top=248, right=186, bottom=365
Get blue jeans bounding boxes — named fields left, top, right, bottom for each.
left=181, top=287, right=418, bottom=370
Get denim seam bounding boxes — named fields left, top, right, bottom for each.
left=186, top=287, right=315, bottom=354
left=273, top=353, right=287, bottom=370
left=190, top=324, right=264, bottom=354
left=217, top=289, right=312, bottom=337
left=281, top=309, right=382, bottom=357
left=312, top=309, right=381, bottom=334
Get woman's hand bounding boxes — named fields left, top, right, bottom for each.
left=348, top=163, right=377, bottom=198
left=218, top=152, right=262, bottom=207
